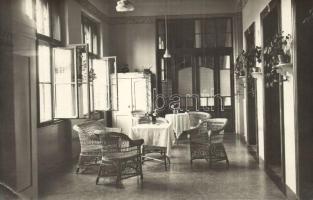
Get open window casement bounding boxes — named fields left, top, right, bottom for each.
left=53, top=44, right=91, bottom=119
left=93, top=56, right=118, bottom=111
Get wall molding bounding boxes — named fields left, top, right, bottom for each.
left=75, top=0, right=109, bottom=23
left=110, top=16, right=156, bottom=25
left=110, top=12, right=240, bottom=25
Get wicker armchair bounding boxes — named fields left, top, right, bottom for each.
left=188, top=111, right=212, bottom=128
left=73, top=120, right=122, bottom=173
left=207, top=118, right=229, bottom=168
left=96, top=132, right=144, bottom=186
left=189, top=118, right=229, bottom=168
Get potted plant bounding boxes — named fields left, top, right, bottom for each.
left=263, top=31, right=292, bottom=86
left=263, top=31, right=291, bottom=66
left=235, top=50, right=246, bottom=79
left=235, top=46, right=262, bottom=79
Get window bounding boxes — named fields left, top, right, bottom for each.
left=82, top=14, right=101, bottom=113
left=82, top=14, right=100, bottom=56
left=36, top=0, right=63, bottom=124
left=36, top=3, right=112, bottom=125
left=38, top=43, right=52, bottom=122
left=25, top=0, right=34, bottom=19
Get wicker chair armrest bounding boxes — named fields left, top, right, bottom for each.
left=130, top=139, right=144, bottom=147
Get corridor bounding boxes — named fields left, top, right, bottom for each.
left=39, top=134, right=286, bottom=200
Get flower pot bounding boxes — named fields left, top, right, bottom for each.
left=278, top=54, right=290, bottom=64
left=151, top=116, right=156, bottom=124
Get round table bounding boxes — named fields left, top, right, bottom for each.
left=165, top=113, right=190, bottom=139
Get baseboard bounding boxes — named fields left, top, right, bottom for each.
left=259, top=157, right=265, bottom=170
left=286, top=184, right=298, bottom=200
left=238, top=134, right=247, bottom=145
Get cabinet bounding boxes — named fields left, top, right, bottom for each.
left=112, top=73, right=152, bottom=134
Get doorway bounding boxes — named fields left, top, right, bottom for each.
left=172, top=52, right=234, bottom=132
left=244, top=23, right=259, bottom=160
left=156, top=18, right=235, bottom=132
left=261, top=0, right=285, bottom=193
left=296, top=0, right=313, bottom=199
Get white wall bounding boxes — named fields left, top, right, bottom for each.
left=242, top=0, right=297, bottom=194
left=110, top=22, right=156, bottom=73
left=109, top=0, right=241, bottom=73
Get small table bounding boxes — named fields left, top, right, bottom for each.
left=165, top=113, right=190, bottom=139
left=130, top=120, right=174, bottom=156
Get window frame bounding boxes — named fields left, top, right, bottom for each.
left=81, top=14, right=101, bottom=113
left=36, top=0, right=64, bottom=126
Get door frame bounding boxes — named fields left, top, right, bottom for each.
left=260, top=0, right=286, bottom=193
left=244, top=22, right=259, bottom=161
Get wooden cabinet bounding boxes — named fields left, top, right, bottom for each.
left=112, top=73, right=152, bottom=134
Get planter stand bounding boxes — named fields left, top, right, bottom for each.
left=274, top=63, right=293, bottom=77
left=251, top=72, right=263, bottom=79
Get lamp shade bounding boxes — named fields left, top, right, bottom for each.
left=163, top=48, right=171, bottom=58
left=116, top=0, right=135, bottom=12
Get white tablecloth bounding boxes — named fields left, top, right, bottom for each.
left=130, top=121, right=174, bottom=156
left=165, top=113, right=190, bottom=139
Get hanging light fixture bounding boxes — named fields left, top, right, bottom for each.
left=116, top=0, right=135, bottom=12
left=163, top=0, right=171, bottom=58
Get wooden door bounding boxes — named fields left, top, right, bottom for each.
left=245, top=23, right=259, bottom=155
left=261, top=0, right=285, bottom=192
left=112, top=78, right=132, bottom=134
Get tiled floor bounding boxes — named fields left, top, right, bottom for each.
left=39, top=134, right=286, bottom=200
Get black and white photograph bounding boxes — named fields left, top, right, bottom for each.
left=0, top=0, right=312, bottom=199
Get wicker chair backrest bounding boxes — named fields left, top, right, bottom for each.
left=188, top=112, right=212, bottom=127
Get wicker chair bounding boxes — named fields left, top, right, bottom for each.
left=96, top=132, right=144, bottom=186
left=207, top=118, right=229, bottom=168
left=189, top=118, right=229, bottom=168
left=188, top=111, right=212, bottom=128
left=73, top=120, right=122, bottom=173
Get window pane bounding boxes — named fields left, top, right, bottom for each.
left=220, top=69, right=231, bottom=97
left=217, top=33, right=232, bottom=47
left=54, top=48, right=74, bottom=83
left=53, top=47, right=77, bottom=118
left=83, top=25, right=92, bottom=52
left=53, top=13, right=61, bottom=40
left=203, top=34, right=216, bottom=48
left=203, top=19, right=216, bottom=34
left=38, top=44, right=51, bottom=83
left=54, top=84, right=77, bottom=118
left=93, top=32, right=98, bottom=55
left=89, top=82, right=94, bottom=112
left=93, top=59, right=109, bottom=110
left=220, top=55, right=231, bottom=69
left=39, top=84, right=52, bottom=122
left=51, top=0, right=61, bottom=40
left=36, top=0, right=50, bottom=36
left=79, top=83, right=89, bottom=116
left=25, top=0, right=33, bottom=19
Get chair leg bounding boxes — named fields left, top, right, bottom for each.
left=116, top=162, right=122, bottom=187
left=164, top=154, right=167, bottom=171
left=209, top=145, right=213, bottom=168
left=96, top=165, right=102, bottom=185
left=76, top=167, right=80, bottom=174
left=138, top=156, right=143, bottom=181
left=76, top=155, right=82, bottom=174
left=222, top=145, right=229, bottom=169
